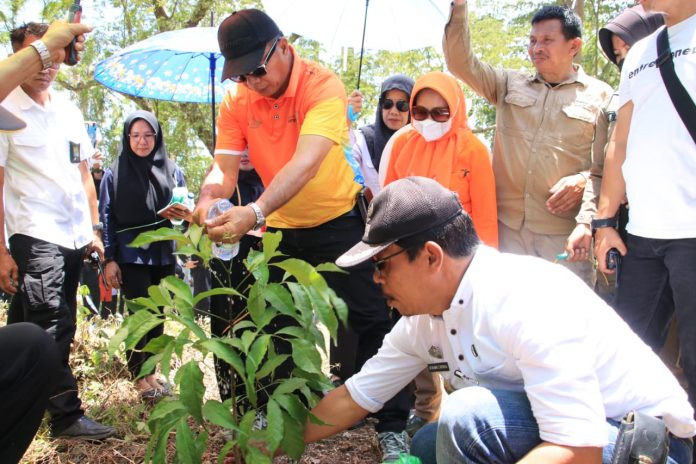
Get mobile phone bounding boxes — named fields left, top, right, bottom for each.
left=65, top=0, right=82, bottom=66
left=606, top=248, right=621, bottom=271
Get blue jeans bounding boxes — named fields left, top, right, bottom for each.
left=410, top=387, right=693, bottom=464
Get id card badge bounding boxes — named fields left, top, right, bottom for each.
left=69, top=141, right=81, bottom=163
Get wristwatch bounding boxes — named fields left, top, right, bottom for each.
left=92, top=222, right=104, bottom=232
left=30, top=40, right=53, bottom=71
left=590, top=216, right=618, bottom=236
left=247, top=202, right=265, bottom=231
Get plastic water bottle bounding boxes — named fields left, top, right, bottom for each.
left=170, top=186, right=188, bottom=228
left=208, top=199, right=239, bottom=261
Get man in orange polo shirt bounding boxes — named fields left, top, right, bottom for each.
left=192, top=9, right=410, bottom=461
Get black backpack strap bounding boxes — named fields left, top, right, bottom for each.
left=656, top=27, right=696, bottom=144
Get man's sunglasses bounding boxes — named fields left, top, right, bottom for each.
left=373, top=246, right=413, bottom=276
left=411, top=105, right=451, bottom=123
left=230, top=37, right=280, bottom=83
left=382, top=98, right=409, bottom=112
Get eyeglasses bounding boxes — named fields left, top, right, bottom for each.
left=382, top=98, right=409, bottom=112
left=411, top=105, right=451, bottom=123
left=230, top=37, right=280, bottom=83
left=373, top=246, right=412, bottom=276
left=128, top=133, right=156, bottom=141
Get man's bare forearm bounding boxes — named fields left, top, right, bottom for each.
left=304, top=385, right=369, bottom=444
left=596, top=102, right=632, bottom=219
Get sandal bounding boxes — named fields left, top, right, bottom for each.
left=140, top=388, right=164, bottom=401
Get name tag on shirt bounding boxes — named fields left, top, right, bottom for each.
left=428, top=362, right=450, bottom=373
left=69, top=142, right=81, bottom=163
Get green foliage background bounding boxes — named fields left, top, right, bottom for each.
left=2, top=0, right=630, bottom=190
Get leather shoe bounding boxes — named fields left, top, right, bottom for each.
left=52, top=416, right=116, bottom=441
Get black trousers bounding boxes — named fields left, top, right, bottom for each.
left=0, top=323, right=59, bottom=463
left=119, top=263, right=175, bottom=379
left=210, top=212, right=410, bottom=433
left=8, top=234, right=85, bottom=432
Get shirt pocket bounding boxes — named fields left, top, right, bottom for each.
left=560, top=101, right=598, bottom=145
left=12, top=132, right=47, bottom=152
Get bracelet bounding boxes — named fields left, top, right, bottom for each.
left=29, top=40, right=53, bottom=71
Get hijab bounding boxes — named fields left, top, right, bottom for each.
left=111, top=110, right=176, bottom=227
left=360, top=74, right=414, bottom=169
left=383, top=71, right=498, bottom=247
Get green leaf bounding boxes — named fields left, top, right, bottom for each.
left=199, top=339, right=245, bottom=378
left=275, top=326, right=307, bottom=340
left=122, top=310, right=164, bottom=351
left=262, top=230, right=283, bottom=261
left=136, top=353, right=162, bottom=380
left=173, top=245, right=200, bottom=257
left=161, top=275, right=193, bottom=310
left=248, top=335, right=270, bottom=372
left=148, top=285, right=172, bottom=308
left=107, top=325, right=129, bottom=355
left=176, top=361, right=205, bottom=423
left=202, top=400, right=239, bottom=431
left=247, top=283, right=266, bottom=326
left=168, top=312, right=208, bottom=341
left=146, top=400, right=188, bottom=463
left=127, top=296, right=159, bottom=312
left=160, top=336, right=177, bottom=380
left=255, top=354, right=289, bottom=380
left=192, top=287, right=242, bottom=306
left=287, top=282, right=312, bottom=315
left=329, top=288, right=349, bottom=327
left=262, top=284, right=297, bottom=318
left=315, top=262, right=346, bottom=274
left=273, top=378, right=308, bottom=396
left=265, top=399, right=284, bottom=452
left=308, top=285, right=337, bottom=337
left=273, top=258, right=329, bottom=295
left=241, top=330, right=256, bottom=354
left=280, top=413, right=306, bottom=460
left=290, top=338, right=322, bottom=374
left=186, top=223, right=204, bottom=247
left=142, top=334, right=174, bottom=354
left=129, top=227, right=188, bottom=248
left=175, top=419, right=202, bottom=464
left=273, top=393, right=308, bottom=424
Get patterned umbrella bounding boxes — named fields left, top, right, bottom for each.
left=94, top=27, right=233, bottom=145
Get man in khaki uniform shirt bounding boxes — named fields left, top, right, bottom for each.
left=444, top=0, right=612, bottom=283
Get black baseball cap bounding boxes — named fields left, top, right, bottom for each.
left=0, top=106, right=26, bottom=132
left=218, top=9, right=282, bottom=82
left=336, top=177, right=463, bottom=268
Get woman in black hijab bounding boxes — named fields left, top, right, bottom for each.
left=99, top=110, right=187, bottom=399
left=352, top=74, right=415, bottom=195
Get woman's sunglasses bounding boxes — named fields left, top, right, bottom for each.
left=230, top=37, right=280, bottom=83
left=382, top=98, right=409, bottom=112
left=411, top=105, right=451, bottom=123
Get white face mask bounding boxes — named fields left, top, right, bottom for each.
left=413, top=118, right=452, bottom=142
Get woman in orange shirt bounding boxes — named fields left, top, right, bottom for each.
left=381, top=71, right=498, bottom=247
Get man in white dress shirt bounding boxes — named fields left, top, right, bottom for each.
left=0, top=22, right=115, bottom=441
left=302, top=176, right=695, bottom=464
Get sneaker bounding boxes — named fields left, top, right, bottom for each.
left=378, top=430, right=410, bottom=463
left=52, top=416, right=117, bottom=441
left=405, top=414, right=428, bottom=438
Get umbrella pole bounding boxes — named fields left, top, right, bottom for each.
left=356, top=0, right=369, bottom=90
left=210, top=52, right=216, bottom=152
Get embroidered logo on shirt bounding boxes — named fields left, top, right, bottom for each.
left=428, top=345, right=443, bottom=359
